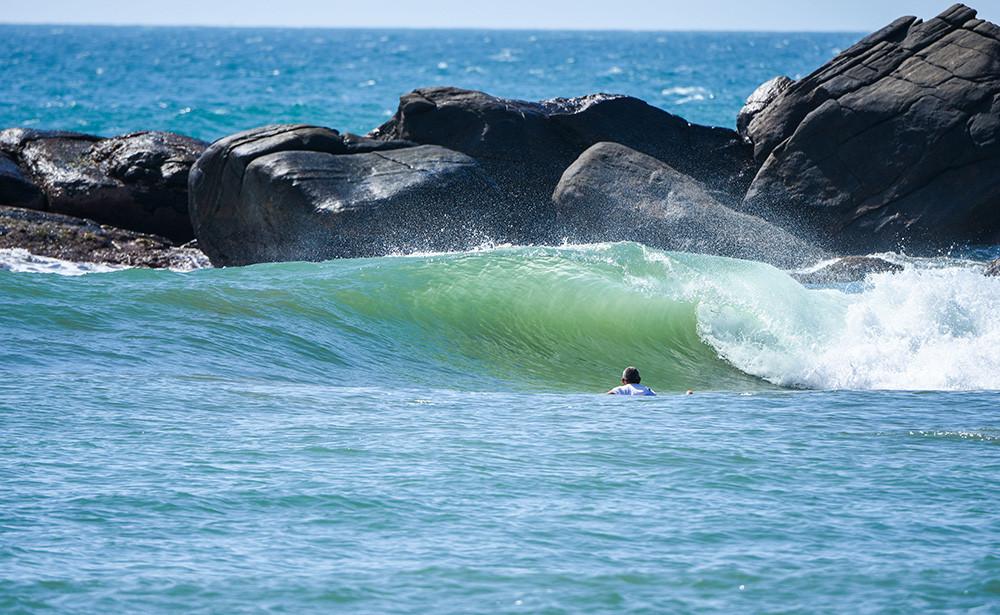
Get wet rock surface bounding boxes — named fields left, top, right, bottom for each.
left=0, top=128, right=206, bottom=242
left=741, top=4, right=1000, bottom=254
left=0, top=205, right=209, bottom=269
left=373, top=87, right=755, bottom=224
left=189, top=124, right=505, bottom=266
left=553, top=142, right=823, bottom=268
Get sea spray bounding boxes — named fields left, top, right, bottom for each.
left=772, top=267, right=1000, bottom=390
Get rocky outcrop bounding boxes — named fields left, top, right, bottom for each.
left=552, top=142, right=823, bottom=268
left=741, top=4, right=1000, bottom=254
left=0, top=205, right=208, bottom=269
left=372, top=87, right=754, bottom=236
left=0, top=129, right=206, bottom=242
left=736, top=76, right=793, bottom=143
left=986, top=258, right=1000, bottom=276
left=189, top=124, right=507, bottom=266
left=792, top=256, right=904, bottom=284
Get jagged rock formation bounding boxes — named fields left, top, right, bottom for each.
left=741, top=4, right=1000, bottom=254
left=0, top=129, right=206, bottom=242
left=189, top=124, right=506, bottom=266
left=372, top=87, right=754, bottom=238
left=552, top=142, right=823, bottom=268
left=0, top=205, right=208, bottom=269
left=986, top=257, right=1000, bottom=276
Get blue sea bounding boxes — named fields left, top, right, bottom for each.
left=2, top=27, right=1000, bottom=613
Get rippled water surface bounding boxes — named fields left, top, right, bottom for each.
left=2, top=248, right=1000, bottom=612
left=0, top=26, right=858, bottom=139
left=2, top=26, right=1000, bottom=613
left=4, top=380, right=999, bottom=613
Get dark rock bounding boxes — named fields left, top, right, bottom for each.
left=372, top=87, right=755, bottom=237
left=742, top=4, right=1000, bottom=253
left=552, top=142, right=823, bottom=268
left=0, top=128, right=207, bottom=242
left=0, top=205, right=209, bottom=269
left=986, top=257, right=1000, bottom=276
left=188, top=124, right=413, bottom=255
left=792, top=256, right=904, bottom=284
left=0, top=152, right=45, bottom=210
left=736, top=76, right=794, bottom=143
left=189, top=124, right=506, bottom=266
left=0, top=128, right=95, bottom=154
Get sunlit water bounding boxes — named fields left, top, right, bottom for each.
left=0, top=26, right=858, bottom=138
left=2, top=27, right=999, bottom=613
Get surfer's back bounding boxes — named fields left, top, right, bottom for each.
left=609, top=382, right=656, bottom=396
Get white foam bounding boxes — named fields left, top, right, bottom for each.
left=697, top=260, right=1000, bottom=391
left=0, top=248, right=127, bottom=276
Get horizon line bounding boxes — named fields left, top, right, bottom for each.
left=0, top=21, right=869, bottom=34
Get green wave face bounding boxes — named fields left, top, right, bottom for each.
left=313, top=243, right=779, bottom=392
left=7, top=242, right=997, bottom=392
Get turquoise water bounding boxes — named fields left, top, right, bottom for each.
left=0, top=26, right=858, bottom=138
left=2, top=245, right=1000, bottom=612
left=2, top=25, right=1000, bottom=613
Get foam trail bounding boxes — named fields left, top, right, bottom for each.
left=0, top=248, right=126, bottom=276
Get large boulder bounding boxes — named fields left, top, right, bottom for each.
left=552, top=142, right=823, bottom=268
left=986, top=257, right=1000, bottom=276
left=189, top=124, right=508, bottom=266
left=0, top=205, right=208, bottom=269
left=371, top=87, right=754, bottom=237
left=742, top=4, right=1000, bottom=253
left=0, top=128, right=206, bottom=242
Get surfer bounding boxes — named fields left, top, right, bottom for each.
left=607, top=366, right=656, bottom=396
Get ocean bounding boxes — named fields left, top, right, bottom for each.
left=2, top=26, right=1000, bottom=613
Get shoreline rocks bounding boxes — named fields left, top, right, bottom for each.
left=4, top=4, right=1000, bottom=270
left=740, top=3, right=1000, bottom=254
left=0, top=205, right=208, bottom=269
left=372, top=87, right=754, bottom=227
left=0, top=129, right=206, bottom=242
left=189, top=124, right=506, bottom=266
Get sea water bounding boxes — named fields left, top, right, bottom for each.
left=1, top=27, right=999, bottom=613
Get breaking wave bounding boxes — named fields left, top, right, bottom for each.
left=2, top=243, right=998, bottom=391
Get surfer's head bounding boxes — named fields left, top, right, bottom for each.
left=622, top=367, right=641, bottom=384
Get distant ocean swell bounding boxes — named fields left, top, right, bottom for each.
left=3, top=243, right=998, bottom=392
